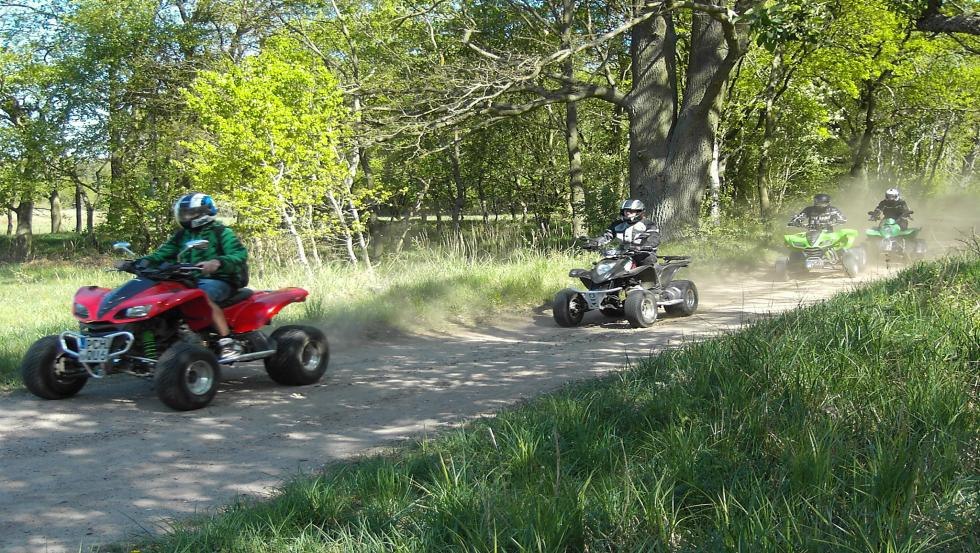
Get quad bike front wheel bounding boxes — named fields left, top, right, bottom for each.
left=842, top=250, right=862, bottom=278
left=264, top=325, right=330, bottom=385
left=20, top=335, right=88, bottom=400
left=553, top=289, right=586, bottom=327
left=664, top=280, right=699, bottom=317
left=155, top=342, right=221, bottom=411
left=624, top=290, right=658, bottom=328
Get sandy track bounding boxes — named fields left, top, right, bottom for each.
left=0, top=267, right=891, bottom=552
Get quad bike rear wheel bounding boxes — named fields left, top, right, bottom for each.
left=664, top=280, right=699, bottom=317
left=20, top=335, right=88, bottom=400
left=155, top=342, right=221, bottom=411
left=625, top=290, right=658, bottom=328
left=553, top=289, right=586, bottom=327
left=264, top=325, right=330, bottom=385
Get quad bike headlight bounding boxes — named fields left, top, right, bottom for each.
left=596, top=261, right=617, bottom=276
left=73, top=303, right=89, bottom=318
left=124, top=304, right=153, bottom=318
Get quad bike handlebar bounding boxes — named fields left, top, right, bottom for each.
left=117, top=260, right=203, bottom=283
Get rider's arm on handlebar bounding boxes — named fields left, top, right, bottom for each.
left=141, top=233, right=182, bottom=267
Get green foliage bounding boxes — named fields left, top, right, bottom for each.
left=123, top=254, right=980, bottom=552
left=181, top=34, right=350, bottom=237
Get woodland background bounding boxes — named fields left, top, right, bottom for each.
left=1, top=0, right=978, bottom=265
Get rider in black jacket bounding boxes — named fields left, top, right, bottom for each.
left=868, top=188, right=913, bottom=229
left=790, top=193, right=847, bottom=229
left=594, top=199, right=661, bottom=267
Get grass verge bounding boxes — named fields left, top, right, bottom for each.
left=114, top=254, right=979, bottom=552
left=0, top=247, right=586, bottom=390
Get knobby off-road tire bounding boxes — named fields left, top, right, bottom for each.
left=20, top=335, right=88, bottom=399
left=155, top=342, right=221, bottom=411
left=773, top=259, right=789, bottom=282
left=624, top=290, right=658, bottom=328
left=552, top=289, right=586, bottom=327
left=264, top=325, right=329, bottom=385
left=664, top=280, right=699, bottom=317
left=842, top=250, right=862, bottom=278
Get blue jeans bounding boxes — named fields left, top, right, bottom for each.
left=197, top=278, right=233, bottom=303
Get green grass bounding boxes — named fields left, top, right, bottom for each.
left=104, top=254, right=980, bottom=553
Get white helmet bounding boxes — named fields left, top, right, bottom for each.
left=174, top=193, right=218, bottom=229
left=619, top=199, right=645, bottom=224
left=885, top=188, right=900, bottom=201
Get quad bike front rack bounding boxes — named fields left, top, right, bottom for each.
left=59, top=330, right=135, bottom=378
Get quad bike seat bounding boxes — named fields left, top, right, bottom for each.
left=218, top=288, right=254, bottom=307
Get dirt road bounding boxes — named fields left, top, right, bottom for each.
left=0, top=268, right=890, bottom=552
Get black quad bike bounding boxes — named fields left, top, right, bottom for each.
left=552, top=241, right=698, bottom=328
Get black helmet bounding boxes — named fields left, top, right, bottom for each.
left=813, top=193, right=831, bottom=207
left=620, top=199, right=645, bottom=224
left=174, top=193, right=218, bottom=229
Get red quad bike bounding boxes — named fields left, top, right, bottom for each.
left=19, top=239, right=329, bottom=411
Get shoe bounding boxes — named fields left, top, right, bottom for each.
left=217, top=337, right=243, bottom=361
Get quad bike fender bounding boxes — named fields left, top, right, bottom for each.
left=225, top=287, right=309, bottom=333
left=568, top=269, right=594, bottom=289
left=166, top=289, right=215, bottom=330
left=657, top=264, right=684, bottom=286
left=74, top=285, right=213, bottom=326
left=72, top=286, right=112, bottom=322
left=619, top=263, right=658, bottom=284
left=663, top=280, right=692, bottom=302
left=783, top=232, right=809, bottom=248
left=834, top=228, right=859, bottom=249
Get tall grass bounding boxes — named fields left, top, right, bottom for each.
left=115, top=254, right=979, bottom=553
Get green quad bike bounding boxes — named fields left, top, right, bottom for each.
left=774, top=216, right=866, bottom=281
left=865, top=213, right=926, bottom=267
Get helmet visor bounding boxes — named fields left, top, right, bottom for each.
left=177, top=205, right=211, bottom=225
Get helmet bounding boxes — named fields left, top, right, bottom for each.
left=813, top=193, right=831, bottom=207
left=619, top=199, right=645, bottom=224
left=885, top=188, right=900, bottom=201
left=174, top=193, right=217, bottom=229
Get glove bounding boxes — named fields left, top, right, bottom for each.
left=113, top=259, right=134, bottom=271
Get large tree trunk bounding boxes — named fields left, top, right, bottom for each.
left=6, top=210, right=13, bottom=235
left=627, top=10, right=677, bottom=207
left=13, top=200, right=33, bottom=261
left=628, top=4, right=744, bottom=233
left=565, top=101, right=586, bottom=236
left=562, top=0, right=586, bottom=236
left=849, top=81, right=877, bottom=179
left=49, top=189, right=61, bottom=234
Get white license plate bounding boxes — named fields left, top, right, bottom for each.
left=78, top=336, right=111, bottom=363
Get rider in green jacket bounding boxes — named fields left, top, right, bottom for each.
left=127, top=193, right=248, bottom=359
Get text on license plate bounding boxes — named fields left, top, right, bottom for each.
left=78, top=337, right=111, bottom=362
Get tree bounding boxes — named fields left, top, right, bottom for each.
left=181, top=35, right=353, bottom=268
